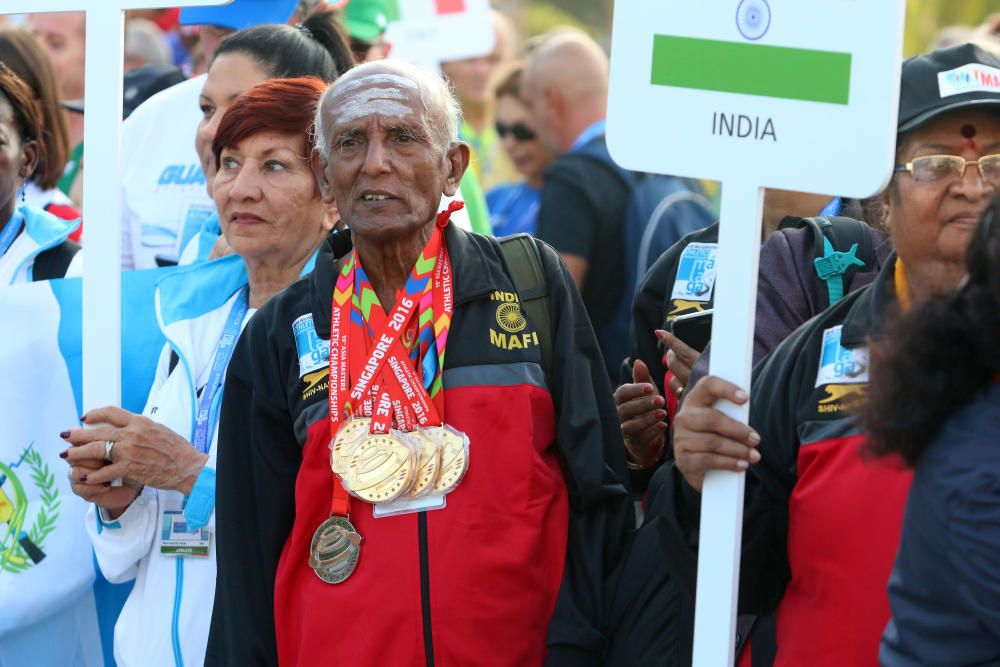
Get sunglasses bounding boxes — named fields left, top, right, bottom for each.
left=495, top=122, right=537, bottom=141
left=893, top=154, right=1000, bottom=186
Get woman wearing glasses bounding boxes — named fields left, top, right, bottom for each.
left=485, top=63, right=555, bottom=237
left=663, top=43, right=1000, bottom=665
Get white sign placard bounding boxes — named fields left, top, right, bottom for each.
left=385, top=0, right=494, bottom=67
left=5, top=0, right=230, bottom=474
left=608, top=0, right=907, bottom=197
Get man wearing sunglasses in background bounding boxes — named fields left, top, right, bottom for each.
left=659, top=43, right=1000, bottom=666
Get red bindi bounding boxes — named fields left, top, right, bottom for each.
left=961, top=124, right=977, bottom=149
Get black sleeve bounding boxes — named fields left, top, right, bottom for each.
left=622, top=247, right=678, bottom=392
left=538, top=241, right=635, bottom=666
left=535, top=161, right=605, bottom=261
left=206, top=308, right=301, bottom=667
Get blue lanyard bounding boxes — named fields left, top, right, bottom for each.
left=0, top=210, right=25, bottom=258
left=192, top=287, right=249, bottom=454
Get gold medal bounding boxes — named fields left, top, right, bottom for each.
left=405, top=431, right=441, bottom=498
left=346, top=433, right=414, bottom=503
left=330, top=417, right=371, bottom=474
left=308, top=515, right=362, bottom=584
left=426, top=426, right=469, bottom=495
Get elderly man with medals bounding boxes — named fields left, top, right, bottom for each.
left=206, top=60, right=633, bottom=667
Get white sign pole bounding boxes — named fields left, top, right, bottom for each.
left=7, top=0, right=229, bottom=420
left=693, top=181, right=763, bottom=666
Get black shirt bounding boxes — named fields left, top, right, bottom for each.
left=535, top=135, right=631, bottom=379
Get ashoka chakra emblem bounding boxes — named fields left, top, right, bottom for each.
left=496, top=302, right=527, bottom=333
left=736, top=0, right=771, bottom=41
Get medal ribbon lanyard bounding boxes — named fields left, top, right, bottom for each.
left=0, top=209, right=25, bottom=258
left=344, top=220, right=450, bottom=433
left=369, top=207, right=456, bottom=427
left=192, top=287, right=249, bottom=455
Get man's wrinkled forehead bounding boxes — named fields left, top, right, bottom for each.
left=327, top=73, right=423, bottom=126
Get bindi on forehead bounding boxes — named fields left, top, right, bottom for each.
left=961, top=124, right=977, bottom=150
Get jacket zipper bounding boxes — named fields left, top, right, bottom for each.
left=172, top=559, right=185, bottom=667
left=418, top=512, right=435, bottom=666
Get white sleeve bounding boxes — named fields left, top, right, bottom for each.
left=85, top=485, right=158, bottom=584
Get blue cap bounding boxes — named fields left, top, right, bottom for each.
left=179, top=0, right=299, bottom=32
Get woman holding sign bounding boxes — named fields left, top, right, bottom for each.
left=667, top=43, right=1000, bottom=665
left=61, top=78, right=339, bottom=667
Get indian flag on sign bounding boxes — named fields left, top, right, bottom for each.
left=385, top=0, right=466, bottom=21
left=650, top=35, right=852, bottom=105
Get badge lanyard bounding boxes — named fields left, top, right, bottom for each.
left=191, top=287, right=249, bottom=455
left=0, top=210, right=25, bottom=258
left=326, top=203, right=462, bottom=516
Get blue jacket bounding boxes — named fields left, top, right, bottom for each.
left=881, top=383, right=1000, bottom=666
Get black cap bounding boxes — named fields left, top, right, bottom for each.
left=898, top=42, right=1000, bottom=135
left=122, top=65, right=187, bottom=119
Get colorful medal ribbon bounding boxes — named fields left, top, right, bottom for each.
left=325, top=204, right=461, bottom=511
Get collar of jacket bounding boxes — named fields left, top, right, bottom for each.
left=841, top=251, right=899, bottom=348
left=310, top=223, right=501, bottom=339
left=19, top=202, right=79, bottom=247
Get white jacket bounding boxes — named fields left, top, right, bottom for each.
left=120, top=76, right=215, bottom=270
left=86, top=254, right=251, bottom=667
left=0, top=204, right=81, bottom=285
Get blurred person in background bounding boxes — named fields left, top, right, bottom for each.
left=485, top=62, right=553, bottom=237
left=119, top=0, right=300, bottom=270
left=0, top=27, right=81, bottom=241
left=441, top=9, right=518, bottom=192
left=342, top=0, right=391, bottom=62
left=863, top=196, right=1000, bottom=667
left=0, top=63, right=80, bottom=285
left=124, top=18, right=172, bottom=72
left=30, top=11, right=85, bottom=206
left=522, top=30, right=628, bottom=381
left=62, top=77, right=339, bottom=667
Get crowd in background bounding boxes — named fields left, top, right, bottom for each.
left=1, top=2, right=1000, bottom=666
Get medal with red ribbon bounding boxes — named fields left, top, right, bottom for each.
left=311, top=203, right=468, bottom=583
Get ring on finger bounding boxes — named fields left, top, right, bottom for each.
left=104, top=440, right=116, bottom=463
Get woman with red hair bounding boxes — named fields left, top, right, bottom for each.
left=60, top=77, right=340, bottom=667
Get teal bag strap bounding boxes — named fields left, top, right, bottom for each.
left=811, top=217, right=865, bottom=306
left=497, top=234, right=552, bottom=376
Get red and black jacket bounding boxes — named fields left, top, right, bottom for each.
left=206, top=224, right=634, bottom=666
left=655, top=254, right=912, bottom=666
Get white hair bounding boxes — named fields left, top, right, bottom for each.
left=313, top=60, right=462, bottom=161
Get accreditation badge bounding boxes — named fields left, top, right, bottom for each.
left=159, top=510, right=210, bottom=558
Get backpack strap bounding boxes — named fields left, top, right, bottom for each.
left=497, top=234, right=552, bottom=377
left=778, top=215, right=873, bottom=310
left=31, top=240, right=81, bottom=281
